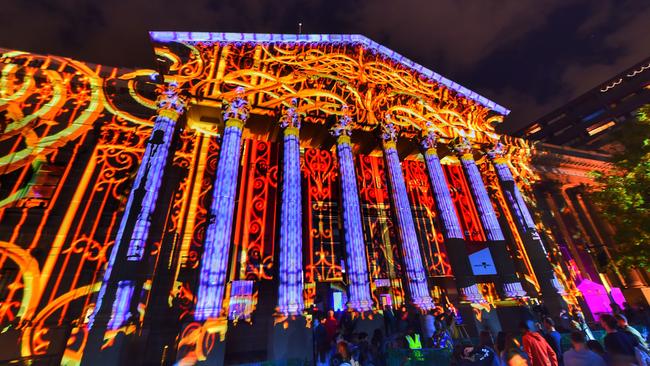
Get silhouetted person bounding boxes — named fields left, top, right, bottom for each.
left=563, top=331, right=606, bottom=366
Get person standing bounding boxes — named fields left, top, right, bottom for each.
left=563, top=332, right=606, bottom=366
left=520, top=321, right=558, bottom=366
left=542, top=317, right=563, bottom=365
left=600, top=313, right=638, bottom=364
left=615, top=313, right=648, bottom=350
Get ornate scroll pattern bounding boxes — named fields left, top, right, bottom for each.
left=442, top=164, right=486, bottom=242
left=356, top=154, right=405, bottom=307
left=302, top=148, right=344, bottom=284
left=402, top=159, right=452, bottom=277
left=152, top=40, right=506, bottom=143
left=232, top=139, right=278, bottom=281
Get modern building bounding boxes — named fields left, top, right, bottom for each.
left=513, top=56, right=650, bottom=154
left=0, top=32, right=644, bottom=365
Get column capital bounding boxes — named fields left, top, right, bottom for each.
left=280, top=98, right=301, bottom=133
left=420, top=125, right=438, bottom=155
left=451, top=137, right=474, bottom=161
left=380, top=113, right=399, bottom=150
left=222, top=87, right=250, bottom=128
left=330, top=104, right=353, bottom=145
left=487, top=141, right=508, bottom=164
left=157, top=81, right=187, bottom=120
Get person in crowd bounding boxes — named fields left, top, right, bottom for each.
left=331, top=340, right=359, bottom=366
left=623, top=302, right=639, bottom=325
left=496, top=331, right=507, bottom=358
left=500, top=333, right=526, bottom=365
left=382, top=305, right=396, bottom=336
left=520, top=321, right=558, bottom=366
left=562, top=331, right=606, bottom=366
left=397, top=306, right=410, bottom=335
left=505, top=349, right=530, bottom=366
left=570, top=308, right=595, bottom=341
left=324, top=310, right=339, bottom=345
left=404, top=328, right=422, bottom=350
left=474, top=331, right=500, bottom=366
left=600, top=313, right=638, bottom=364
left=314, top=315, right=330, bottom=366
left=431, top=327, right=453, bottom=350
left=558, top=309, right=573, bottom=332
left=586, top=340, right=605, bottom=357
left=370, top=329, right=385, bottom=366
left=542, top=317, right=563, bottom=365
left=422, top=309, right=436, bottom=346
left=615, top=313, right=648, bottom=350
left=454, top=342, right=477, bottom=366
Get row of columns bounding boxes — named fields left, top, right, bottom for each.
left=95, top=87, right=564, bottom=332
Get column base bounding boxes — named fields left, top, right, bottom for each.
left=411, top=295, right=436, bottom=311
left=502, top=282, right=528, bottom=299
left=459, top=284, right=487, bottom=304
left=347, top=299, right=373, bottom=312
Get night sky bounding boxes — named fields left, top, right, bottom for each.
left=2, top=0, right=649, bottom=132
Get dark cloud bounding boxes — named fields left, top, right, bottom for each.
left=1, top=0, right=649, bottom=132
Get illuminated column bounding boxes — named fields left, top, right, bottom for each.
left=452, top=137, right=526, bottom=299
left=195, top=89, right=250, bottom=320
left=91, top=82, right=186, bottom=329
left=488, top=143, right=566, bottom=297
left=420, top=128, right=483, bottom=303
left=381, top=116, right=435, bottom=311
left=277, top=99, right=305, bottom=315
left=330, top=106, right=373, bottom=312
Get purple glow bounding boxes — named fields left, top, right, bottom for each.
left=277, top=129, right=305, bottom=316
left=91, top=85, right=184, bottom=329
left=336, top=139, right=373, bottom=311
left=195, top=122, right=245, bottom=320
left=460, top=157, right=505, bottom=241
left=148, top=31, right=510, bottom=115
left=384, top=145, right=435, bottom=311
left=423, top=151, right=464, bottom=239
left=494, top=162, right=536, bottom=230
left=229, top=280, right=254, bottom=321
left=107, top=280, right=134, bottom=330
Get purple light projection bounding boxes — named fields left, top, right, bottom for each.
left=91, top=82, right=185, bottom=329
left=277, top=99, right=305, bottom=316
left=381, top=117, right=434, bottom=311
left=331, top=107, right=373, bottom=312
left=420, top=130, right=464, bottom=239
left=453, top=138, right=504, bottom=242
left=195, top=90, right=249, bottom=320
left=107, top=280, right=135, bottom=330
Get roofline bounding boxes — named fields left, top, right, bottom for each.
left=149, top=31, right=510, bottom=116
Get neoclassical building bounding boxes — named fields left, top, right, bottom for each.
left=0, top=32, right=643, bottom=365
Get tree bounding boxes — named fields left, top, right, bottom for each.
left=590, top=105, right=650, bottom=269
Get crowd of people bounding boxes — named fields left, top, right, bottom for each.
left=310, top=301, right=650, bottom=366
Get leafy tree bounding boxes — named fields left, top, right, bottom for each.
left=590, top=105, right=650, bottom=269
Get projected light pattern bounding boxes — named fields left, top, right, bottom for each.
left=381, top=121, right=434, bottom=311
left=107, top=281, right=135, bottom=330
left=459, top=155, right=505, bottom=242
left=336, top=135, right=373, bottom=311
left=277, top=101, right=304, bottom=316
left=195, top=121, right=245, bottom=320
left=195, top=116, right=247, bottom=320
left=494, top=161, right=536, bottom=230
left=92, top=83, right=184, bottom=328
left=423, top=150, right=464, bottom=239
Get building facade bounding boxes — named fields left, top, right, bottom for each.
left=514, top=57, right=650, bottom=154
left=0, top=32, right=638, bottom=365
